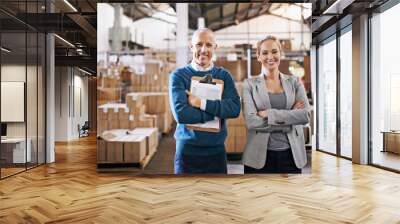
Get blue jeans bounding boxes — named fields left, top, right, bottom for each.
left=174, top=142, right=227, bottom=174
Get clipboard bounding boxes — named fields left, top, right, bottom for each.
left=187, top=74, right=224, bottom=133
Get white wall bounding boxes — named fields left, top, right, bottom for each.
left=55, top=67, right=89, bottom=141
left=215, top=14, right=311, bottom=51
left=98, top=3, right=176, bottom=53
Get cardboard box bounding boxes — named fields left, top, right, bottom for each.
left=228, top=112, right=246, bottom=126
left=235, top=82, right=243, bottom=98
left=108, top=120, right=120, bottom=130
left=118, top=107, right=130, bottom=120
left=108, top=110, right=119, bottom=120
left=99, top=130, right=149, bottom=163
left=97, top=139, right=107, bottom=162
left=143, top=114, right=158, bottom=129
left=97, top=108, right=108, bottom=120
left=119, top=120, right=130, bottom=129
left=214, top=60, right=246, bottom=82
left=119, top=135, right=147, bottom=163
left=156, top=113, right=166, bottom=133
left=235, top=126, right=247, bottom=137
left=97, top=120, right=109, bottom=135
left=130, top=128, right=159, bottom=155
left=129, top=121, right=137, bottom=129
left=145, top=63, right=161, bottom=76
left=235, top=138, right=247, bottom=153
left=126, top=94, right=143, bottom=108
left=97, top=87, right=120, bottom=102
left=103, top=76, right=119, bottom=88
left=135, top=118, right=155, bottom=128
left=131, top=105, right=146, bottom=116
left=225, top=137, right=235, bottom=153
left=106, top=142, right=123, bottom=162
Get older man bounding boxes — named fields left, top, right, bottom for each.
left=169, top=28, right=241, bottom=174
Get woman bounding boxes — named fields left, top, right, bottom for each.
left=242, top=35, right=310, bottom=173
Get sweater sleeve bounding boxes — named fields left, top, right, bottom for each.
left=169, top=71, right=215, bottom=124
left=204, top=70, right=241, bottom=119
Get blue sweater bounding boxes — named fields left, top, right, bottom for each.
left=169, top=64, right=241, bottom=155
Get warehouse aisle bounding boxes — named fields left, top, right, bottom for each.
left=143, top=133, right=175, bottom=174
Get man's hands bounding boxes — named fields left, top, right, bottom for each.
left=186, top=90, right=201, bottom=108
left=256, top=100, right=305, bottom=118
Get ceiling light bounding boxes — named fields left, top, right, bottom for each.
left=54, top=34, right=75, bottom=48
left=63, top=0, right=78, bottom=12
left=1, top=47, right=11, bottom=53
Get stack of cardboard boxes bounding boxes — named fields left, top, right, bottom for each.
left=97, top=101, right=157, bottom=136
left=130, top=73, right=169, bottom=92
left=97, top=128, right=158, bottom=166
left=225, top=82, right=247, bottom=154
left=214, top=60, right=247, bottom=82
left=97, top=88, right=120, bottom=105
left=131, top=63, right=168, bottom=92
left=97, top=62, right=173, bottom=106
left=225, top=112, right=247, bottom=153
left=126, top=92, right=173, bottom=134
left=126, top=94, right=158, bottom=129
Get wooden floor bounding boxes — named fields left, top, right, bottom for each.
left=372, top=150, right=400, bottom=171
left=1, top=135, right=400, bottom=223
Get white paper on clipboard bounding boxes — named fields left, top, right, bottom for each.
left=189, top=80, right=223, bottom=129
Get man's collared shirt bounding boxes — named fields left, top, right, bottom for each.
left=190, top=60, right=214, bottom=111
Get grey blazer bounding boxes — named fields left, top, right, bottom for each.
left=241, top=73, right=310, bottom=169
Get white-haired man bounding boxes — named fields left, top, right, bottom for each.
left=169, top=28, right=241, bottom=174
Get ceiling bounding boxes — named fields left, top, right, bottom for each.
left=122, top=3, right=311, bottom=32
left=0, top=0, right=394, bottom=74
left=0, top=0, right=97, bottom=74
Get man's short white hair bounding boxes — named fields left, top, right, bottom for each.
left=191, top=28, right=216, bottom=44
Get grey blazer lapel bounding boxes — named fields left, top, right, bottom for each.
left=280, top=73, right=294, bottom=110
left=254, top=74, right=271, bottom=109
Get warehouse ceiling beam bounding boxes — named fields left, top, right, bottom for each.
left=254, top=3, right=265, bottom=17
left=219, top=4, right=224, bottom=30
left=207, top=3, right=251, bottom=26
left=234, top=3, right=239, bottom=22
left=207, top=3, right=270, bottom=31
left=269, top=12, right=310, bottom=24
left=246, top=3, right=253, bottom=20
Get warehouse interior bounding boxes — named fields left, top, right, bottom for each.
left=96, top=3, right=312, bottom=174
left=0, top=0, right=400, bottom=222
